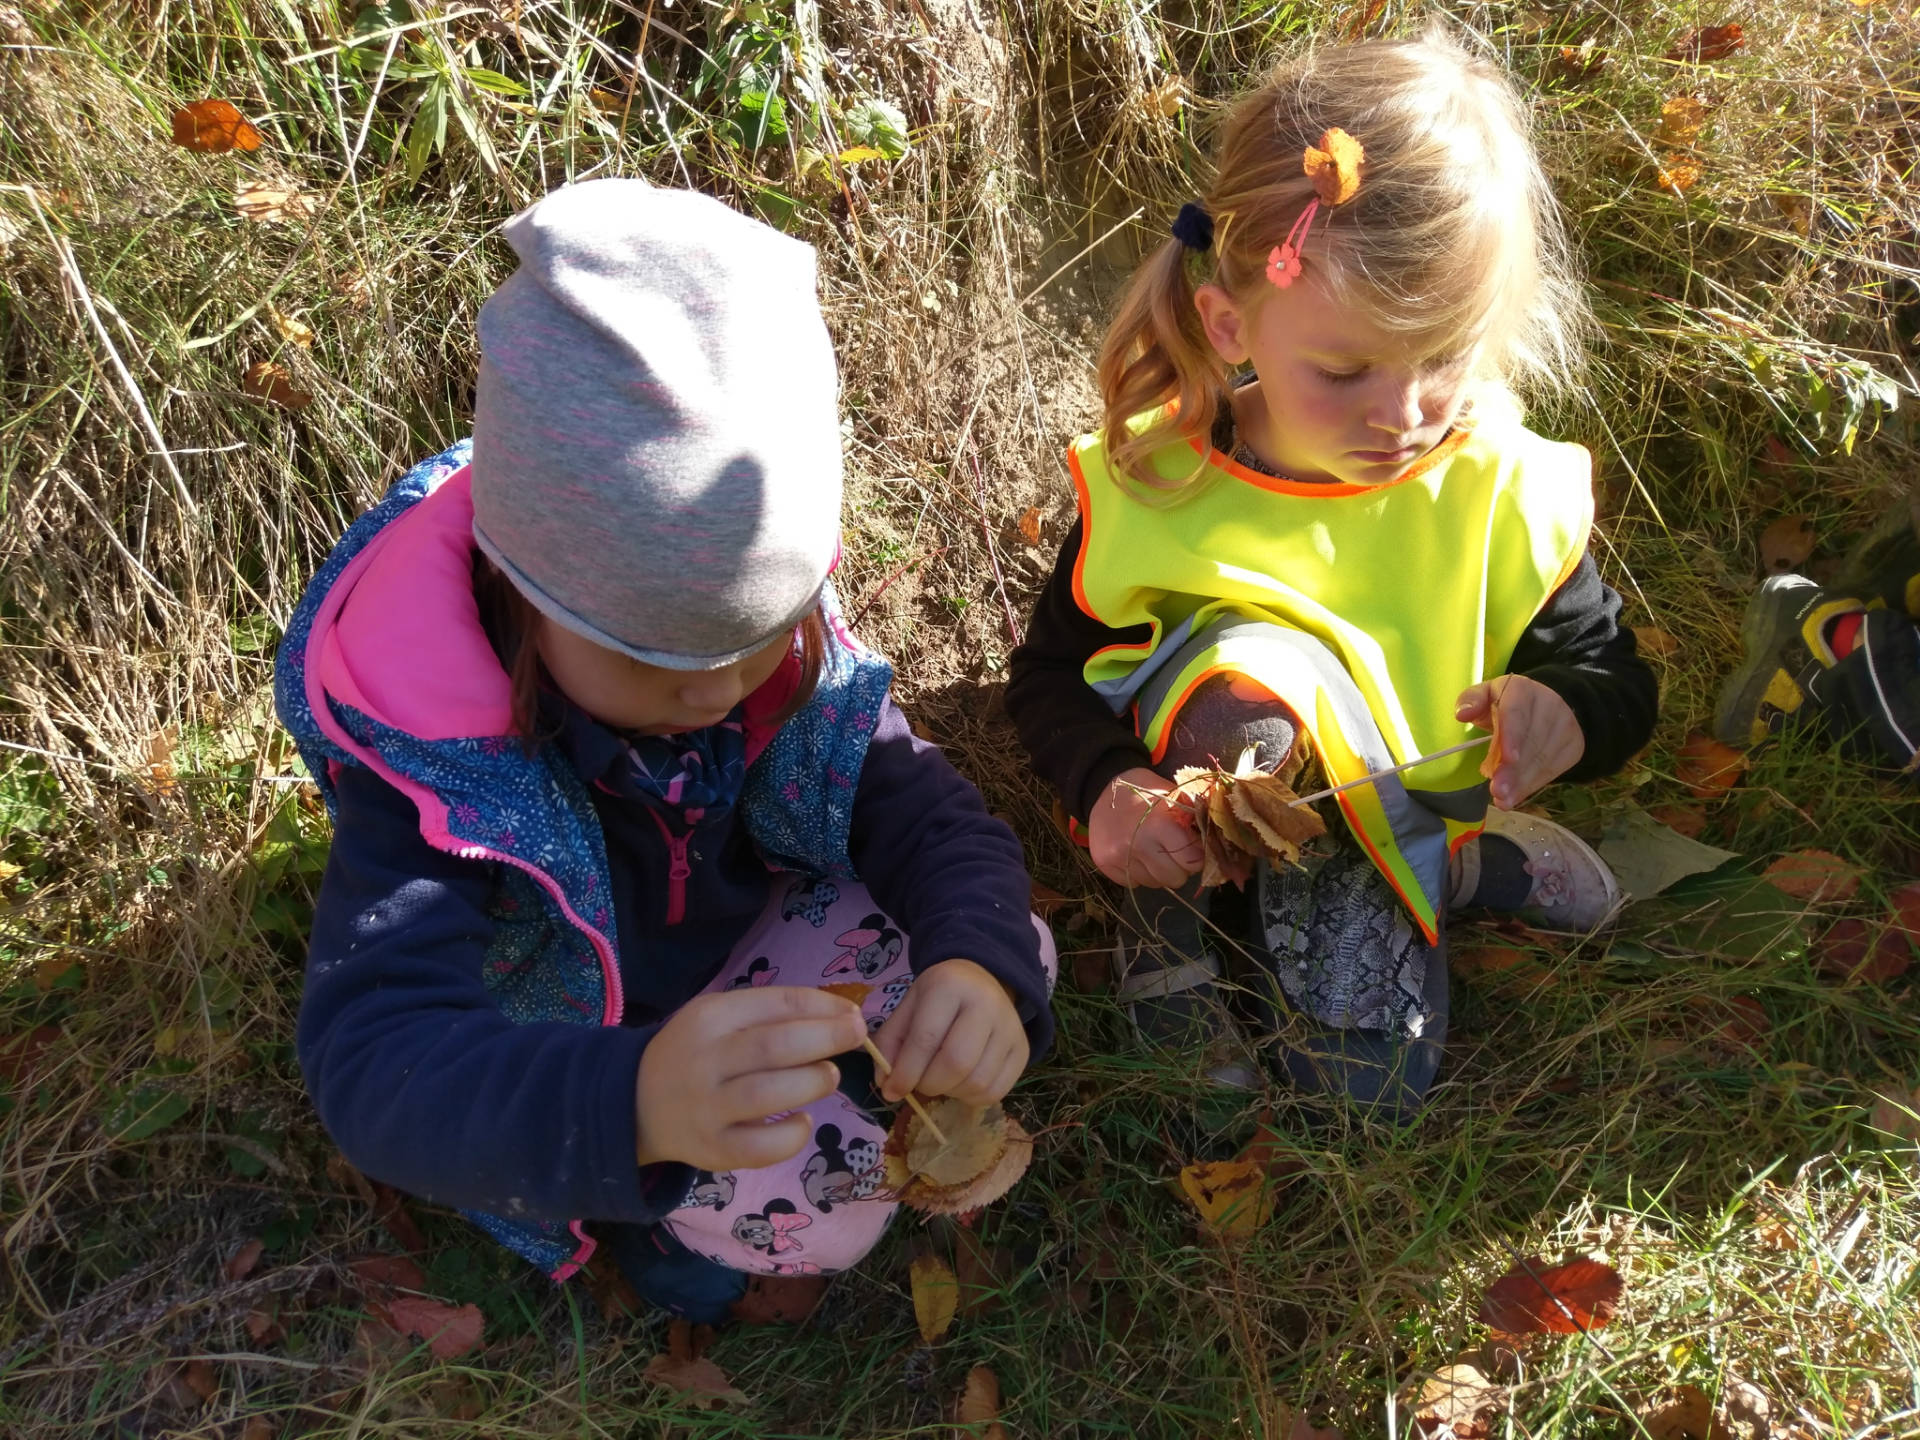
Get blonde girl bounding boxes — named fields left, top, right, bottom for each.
left=1007, top=29, right=1656, bottom=1109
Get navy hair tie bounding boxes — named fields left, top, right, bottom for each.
left=1170, top=202, right=1214, bottom=251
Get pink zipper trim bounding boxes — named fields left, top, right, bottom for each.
left=645, top=806, right=690, bottom=926
left=551, top=1221, right=598, bottom=1282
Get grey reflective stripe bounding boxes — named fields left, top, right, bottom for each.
left=1088, top=610, right=1201, bottom=715
left=1134, top=616, right=1451, bottom=915
left=1405, top=782, right=1491, bottom=822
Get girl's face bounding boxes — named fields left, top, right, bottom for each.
left=536, top=617, right=792, bottom=734
left=1193, top=270, right=1478, bottom=487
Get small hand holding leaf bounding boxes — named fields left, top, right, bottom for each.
left=1455, top=674, right=1585, bottom=810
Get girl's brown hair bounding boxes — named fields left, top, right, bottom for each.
left=1098, top=24, right=1589, bottom=487
left=471, top=555, right=829, bottom=746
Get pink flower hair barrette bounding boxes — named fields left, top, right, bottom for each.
left=1267, top=127, right=1366, bottom=290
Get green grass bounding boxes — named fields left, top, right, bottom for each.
left=3, top=0, right=1920, bottom=1436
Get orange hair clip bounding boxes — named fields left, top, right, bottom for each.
left=1267, top=127, right=1367, bottom=289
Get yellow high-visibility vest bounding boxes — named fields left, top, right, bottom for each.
left=1069, top=408, right=1593, bottom=941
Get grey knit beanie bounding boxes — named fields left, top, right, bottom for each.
left=471, top=178, right=843, bottom=670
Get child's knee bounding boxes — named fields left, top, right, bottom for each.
left=1162, top=671, right=1301, bottom=775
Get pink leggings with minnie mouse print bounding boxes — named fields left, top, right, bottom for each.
left=662, top=876, right=1057, bottom=1275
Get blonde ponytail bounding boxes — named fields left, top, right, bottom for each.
left=1096, top=238, right=1230, bottom=489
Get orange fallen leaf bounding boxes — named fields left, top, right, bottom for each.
left=1770, top=192, right=1813, bottom=236
left=1816, top=917, right=1911, bottom=985
left=1478, top=1256, right=1622, bottom=1334
left=1658, top=95, right=1708, bottom=145
left=643, top=1349, right=748, bottom=1409
left=224, top=1238, right=265, bottom=1283
left=1655, top=154, right=1703, bottom=195
left=1548, top=44, right=1608, bottom=83
left=144, top=728, right=178, bottom=795
left=1647, top=803, right=1708, bottom=839
left=242, top=360, right=312, bottom=412
left=1676, top=732, right=1745, bottom=799
left=1760, top=515, right=1816, bottom=574
left=241, top=1418, right=278, bottom=1440
left=1761, top=849, right=1861, bottom=902
left=234, top=182, right=313, bottom=224
left=819, top=981, right=872, bottom=1005
left=171, top=98, right=262, bottom=153
left=376, top=1296, right=485, bottom=1360
left=182, top=1358, right=219, bottom=1402
left=244, top=1304, right=284, bottom=1345
left=1412, top=1363, right=1504, bottom=1438
left=1633, top=626, right=1680, bottom=658
left=267, top=305, right=314, bottom=348
left=957, top=1364, right=1010, bottom=1439
left=1178, top=1158, right=1273, bottom=1242
left=910, top=1251, right=959, bottom=1344
left=1016, top=506, right=1042, bottom=546
left=348, top=1253, right=429, bottom=1295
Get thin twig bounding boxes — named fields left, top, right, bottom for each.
left=966, top=449, right=1023, bottom=648
left=859, top=1035, right=948, bottom=1146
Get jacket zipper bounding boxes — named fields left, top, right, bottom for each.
left=645, top=805, right=691, bottom=926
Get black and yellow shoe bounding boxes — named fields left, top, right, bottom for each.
left=1833, top=489, right=1920, bottom=620
left=1713, top=575, right=1863, bottom=747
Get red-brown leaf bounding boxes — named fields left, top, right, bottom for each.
left=1666, top=23, right=1745, bottom=62
left=1759, top=515, right=1817, bottom=574
left=170, top=99, right=263, bottom=153
left=1888, top=882, right=1920, bottom=948
left=1016, top=506, right=1043, bottom=546
left=731, top=1272, right=828, bottom=1325
left=1029, top=881, right=1074, bottom=919
left=1762, top=849, right=1862, bottom=902
left=378, top=1296, right=485, bottom=1360
left=371, top=1183, right=429, bottom=1255
left=224, top=1238, right=265, bottom=1283
left=349, top=1253, right=429, bottom=1296
left=182, top=1359, right=219, bottom=1402
left=1477, top=1257, right=1623, bottom=1334
left=1676, top=732, right=1745, bottom=799
left=1647, top=803, right=1708, bottom=839
left=1817, top=918, right=1912, bottom=985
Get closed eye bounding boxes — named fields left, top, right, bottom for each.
left=1314, top=365, right=1368, bottom=385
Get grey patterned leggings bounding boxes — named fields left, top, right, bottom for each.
left=1160, top=671, right=1449, bottom=1118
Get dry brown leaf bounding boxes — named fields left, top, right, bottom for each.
left=376, top=1296, right=485, bottom=1359
left=1451, top=945, right=1556, bottom=998
left=819, top=981, right=872, bottom=1006
left=182, top=1359, right=219, bottom=1402
left=1413, top=1363, right=1503, bottom=1438
left=241, top=1418, right=278, bottom=1440
left=731, top=1272, right=827, bottom=1325
left=171, top=98, right=262, bottom=153
left=1549, top=43, right=1608, bottom=83
left=1760, top=515, right=1817, bottom=573
left=886, top=1102, right=1034, bottom=1213
left=1658, top=95, right=1708, bottom=145
left=956, top=1364, right=1009, bottom=1438
left=1069, top=947, right=1111, bottom=994
left=1015, top=506, right=1042, bottom=546
left=1666, top=23, right=1745, bottom=62
left=234, top=182, right=313, bottom=224
left=644, top=1351, right=749, bottom=1409
left=1230, top=772, right=1327, bottom=863
left=1647, top=803, right=1708, bottom=839
left=1771, top=192, right=1813, bottom=235
left=1869, top=1083, right=1920, bottom=1144
left=1761, top=849, right=1861, bottom=902
left=910, top=1251, right=959, bottom=1344
left=349, top=1253, right=429, bottom=1295
left=242, top=360, right=312, bottom=411
left=144, top=728, right=177, bottom=795
left=908, top=1099, right=1008, bottom=1185
left=1477, top=1256, right=1623, bottom=1334
left=1273, top=1406, right=1345, bottom=1440
left=1676, top=732, right=1745, bottom=799
left=1817, top=918, right=1912, bottom=985
left=1640, top=1384, right=1733, bottom=1440
left=1142, top=75, right=1187, bottom=119
left=267, top=304, right=314, bottom=348
left=223, top=1238, right=265, bottom=1283
left=1633, top=626, right=1681, bottom=658
left=1178, top=1158, right=1273, bottom=1242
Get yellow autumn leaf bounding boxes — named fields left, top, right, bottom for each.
left=909, top=1251, right=958, bottom=1344
left=1178, top=1158, right=1274, bottom=1241
left=837, top=144, right=886, bottom=164
left=267, top=304, right=314, bottom=348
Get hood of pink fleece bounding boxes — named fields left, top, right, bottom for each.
left=312, top=468, right=799, bottom=756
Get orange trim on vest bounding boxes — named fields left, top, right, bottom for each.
left=1185, top=420, right=1476, bottom=498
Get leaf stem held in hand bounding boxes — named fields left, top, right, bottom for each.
left=861, top=1034, right=949, bottom=1146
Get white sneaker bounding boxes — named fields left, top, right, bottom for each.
left=1451, top=809, right=1621, bottom=932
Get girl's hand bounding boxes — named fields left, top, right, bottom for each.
left=1088, top=766, right=1202, bottom=888
left=874, top=958, right=1028, bottom=1107
left=634, top=986, right=867, bottom=1172
left=1455, top=674, right=1585, bottom=810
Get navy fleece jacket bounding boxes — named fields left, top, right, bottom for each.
left=298, top=695, right=1051, bottom=1228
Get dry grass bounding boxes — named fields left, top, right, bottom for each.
left=3, top=0, right=1920, bottom=1436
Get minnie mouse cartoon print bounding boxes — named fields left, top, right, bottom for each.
left=799, top=1123, right=885, bottom=1213
left=822, top=913, right=904, bottom=980
left=726, top=956, right=778, bottom=990
left=730, top=1199, right=821, bottom=1273
left=781, top=876, right=840, bottom=926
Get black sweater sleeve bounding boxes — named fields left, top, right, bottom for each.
left=1505, top=552, right=1660, bottom=781
left=1004, top=520, right=1152, bottom=823
left=1005, top=524, right=1659, bottom=811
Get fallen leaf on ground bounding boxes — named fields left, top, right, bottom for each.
left=1666, top=23, right=1745, bottom=62
left=242, top=360, right=312, bottom=411
left=1272, top=1405, right=1345, bottom=1440
left=1647, top=803, right=1708, bottom=839
left=956, top=1364, right=1009, bottom=1438
left=1237, top=1118, right=1310, bottom=1187
left=0, top=1026, right=60, bottom=1088
left=1889, top=882, right=1920, bottom=947
left=1817, top=917, right=1912, bottom=985
left=369, top=1182, right=428, bottom=1255
left=1596, top=806, right=1737, bottom=901
left=1676, top=733, right=1745, bottom=799
left=1869, top=1083, right=1920, bottom=1144
left=234, top=182, right=313, bottom=223
left=1477, top=1256, right=1623, bottom=1334
left=144, top=728, right=177, bottom=795
left=885, top=1099, right=1033, bottom=1213
left=224, top=1238, right=265, bottom=1283
left=1412, top=1363, right=1504, bottom=1438
left=1760, top=515, right=1816, bottom=573
left=1451, top=945, right=1556, bottom=998
left=1178, top=1158, right=1273, bottom=1242
left=1633, top=625, right=1681, bottom=658
left=910, top=1251, right=959, bottom=1344
left=731, top=1271, right=827, bottom=1324
left=643, top=1349, right=748, bottom=1410
left=1658, top=96, right=1708, bottom=145
left=266, top=304, right=314, bottom=348
left=1655, top=154, right=1703, bottom=195
left=244, top=1303, right=284, bottom=1345
left=1762, top=849, right=1861, bottom=902
left=1029, top=882, right=1073, bottom=919
left=241, top=1418, right=277, bottom=1440
left=1640, top=1384, right=1733, bottom=1440
left=349, top=1253, right=428, bottom=1295
left=182, top=1359, right=218, bottom=1402
left=1069, top=947, right=1110, bottom=993
left=171, top=98, right=262, bottom=152
left=1549, top=43, right=1608, bottom=83
left=374, top=1296, right=484, bottom=1360
left=1689, top=993, right=1770, bottom=1053
left=1771, top=192, right=1813, bottom=235
left=1016, top=507, right=1042, bottom=545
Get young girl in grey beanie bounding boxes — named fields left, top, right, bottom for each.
left=276, top=178, right=1056, bottom=1320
